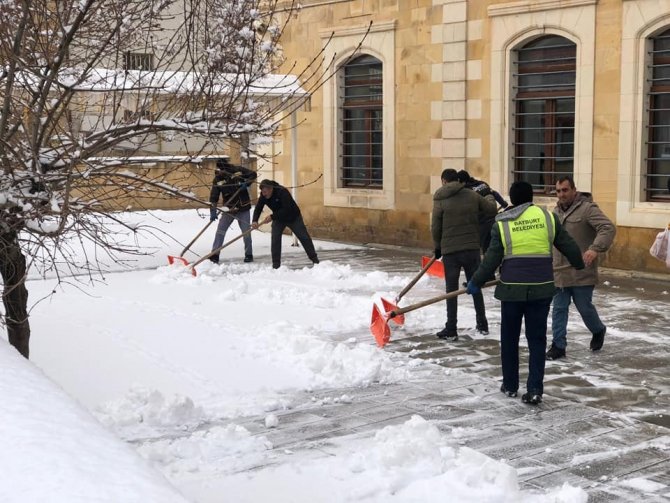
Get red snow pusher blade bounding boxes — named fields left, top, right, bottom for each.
left=422, top=255, right=445, bottom=278
left=370, top=280, right=499, bottom=348
left=379, top=297, right=405, bottom=326
left=373, top=255, right=438, bottom=327
left=167, top=255, right=190, bottom=266
left=370, top=304, right=392, bottom=348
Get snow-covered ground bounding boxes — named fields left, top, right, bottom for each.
left=3, top=209, right=593, bottom=501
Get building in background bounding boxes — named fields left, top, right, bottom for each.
left=267, top=0, right=670, bottom=275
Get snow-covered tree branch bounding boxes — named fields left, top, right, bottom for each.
left=0, top=0, right=323, bottom=358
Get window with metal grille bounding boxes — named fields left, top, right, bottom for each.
left=512, top=36, right=576, bottom=194
left=646, top=28, right=670, bottom=201
left=122, top=108, right=154, bottom=123
left=123, top=52, right=154, bottom=71
left=340, top=55, right=382, bottom=189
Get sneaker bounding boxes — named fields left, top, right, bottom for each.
left=546, top=344, right=566, bottom=360
left=590, top=327, right=606, bottom=351
left=500, top=384, right=517, bottom=398
left=436, top=327, right=458, bottom=340
left=476, top=324, right=489, bottom=336
left=244, top=255, right=253, bottom=263
left=521, top=392, right=542, bottom=405
left=209, top=255, right=219, bottom=264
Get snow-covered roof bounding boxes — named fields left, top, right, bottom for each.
left=21, top=67, right=307, bottom=98
left=85, top=155, right=230, bottom=165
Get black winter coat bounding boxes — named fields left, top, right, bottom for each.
left=209, top=163, right=257, bottom=213
left=252, top=181, right=301, bottom=224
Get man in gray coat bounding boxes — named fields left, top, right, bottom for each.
left=432, top=168, right=497, bottom=340
left=546, top=176, right=616, bottom=360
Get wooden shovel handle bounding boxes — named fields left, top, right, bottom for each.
left=190, top=227, right=255, bottom=269
left=389, top=280, right=500, bottom=319
left=179, top=220, right=214, bottom=257
left=389, top=264, right=574, bottom=318
left=395, top=255, right=438, bottom=303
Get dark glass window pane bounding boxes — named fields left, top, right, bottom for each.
left=647, top=29, right=670, bottom=200
left=340, top=55, right=383, bottom=188
left=513, top=36, right=575, bottom=193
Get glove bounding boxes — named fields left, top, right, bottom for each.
left=238, top=181, right=249, bottom=189
left=466, top=280, right=481, bottom=296
left=210, top=207, right=218, bottom=221
left=434, top=248, right=441, bottom=259
left=478, top=187, right=492, bottom=198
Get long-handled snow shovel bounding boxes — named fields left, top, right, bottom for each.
left=186, top=227, right=255, bottom=277
left=370, top=280, right=499, bottom=348
left=167, top=221, right=215, bottom=266
left=168, top=184, right=246, bottom=266
left=377, top=255, right=439, bottom=327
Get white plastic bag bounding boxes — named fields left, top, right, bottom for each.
left=649, top=228, right=670, bottom=267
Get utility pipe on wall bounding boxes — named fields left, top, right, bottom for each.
left=291, top=111, right=299, bottom=246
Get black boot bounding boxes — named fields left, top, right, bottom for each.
left=590, top=327, right=606, bottom=351
left=522, top=392, right=542, bottom=405
left=436, top=327, right=458, bottom=340
left=244, top=255, right=253, bottom=263
left=500, top=384, right=517, bottom=398
left=546, top=344, right=566, bottom=360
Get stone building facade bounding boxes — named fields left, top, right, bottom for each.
left=267, top=0, right=670, bottom=275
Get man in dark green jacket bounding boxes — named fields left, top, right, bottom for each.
left=432, top=168, right=497, bottom=340
left=466, top=181, right=584, bottom=405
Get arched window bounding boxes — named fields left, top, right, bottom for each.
left=512, top=36, right=576, bottom=193
left=646, top=28, right=670, bottom=201
left=340, top=55, right=382, bottom=189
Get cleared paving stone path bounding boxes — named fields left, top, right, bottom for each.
left=177, top=247, right=670, bottom=501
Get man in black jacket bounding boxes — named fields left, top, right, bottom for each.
left=251, top=179, right=319, bottom=269
left=209, top=159, right=257, bottom=263
left=457, top=170, right=509, bottom=254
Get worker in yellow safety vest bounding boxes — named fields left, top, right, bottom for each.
left=465, top=181, right=584, bottom=406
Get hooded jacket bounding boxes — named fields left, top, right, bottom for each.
left=552, top=192, right=616, bottom=287
left=252, top=181, right=301, bottom=224
left=209, top=162, right=257, bottom=213
left=431, top=181, right=497, bottom=254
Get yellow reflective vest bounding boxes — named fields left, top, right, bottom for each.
left=497, top=205, right=556, bottom=285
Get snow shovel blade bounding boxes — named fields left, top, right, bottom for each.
left=380, top=297, right=405, bottom=325
left=370, top=304, right=392, bottom=348
left=422, top=255, right=445, bottom=278
left=167, top=255, right=190, bottom=266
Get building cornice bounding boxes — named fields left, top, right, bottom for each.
left=488, top=0, right=597, bottom=17
left=319, top=19, right=396, bottom=39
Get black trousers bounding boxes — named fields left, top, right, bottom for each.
left=271, top=215, right=317, bottom=267
left=442, top=249, right=487, bottom=331
left=500, top=298, right=552, bottom=395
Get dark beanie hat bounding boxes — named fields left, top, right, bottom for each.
left=259, top=179, right=274, bottom=189
left=440, top=169, right=459, bottom=182
left=457, top=170, right=472, bottom=183
left=509, top=181, right=534, bottom=206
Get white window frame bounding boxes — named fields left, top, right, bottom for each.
left=618, top=0, right=670, bottom=228
left=319, top=20, right=396, bottom=210
left=488, top=0, right=596, bottom=207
